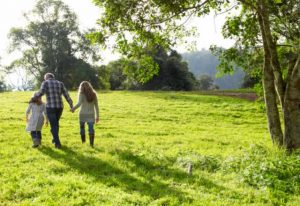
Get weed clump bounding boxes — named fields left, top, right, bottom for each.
left=176, top=153, right=221, bottom=173
left=223, top=144, right=300, bottom=204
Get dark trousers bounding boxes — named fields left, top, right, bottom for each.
left=46, top=108, right=63, bottom=146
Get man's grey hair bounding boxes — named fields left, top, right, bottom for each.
left=44, top=73, right=55, bottom=80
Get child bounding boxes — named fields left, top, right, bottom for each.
left=26, top=94, right=48, bottom=148
left=71, top=81, right=99, bottom=147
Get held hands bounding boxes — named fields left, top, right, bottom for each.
left=69, top=107, right=99, bottom=123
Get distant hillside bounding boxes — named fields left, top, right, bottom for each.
left=181, top=50, right=245, bottom=89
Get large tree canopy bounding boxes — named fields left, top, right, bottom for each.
left=102, top=47, right=196, bottom=90
left=141, top=49, right=196, bottom=91
left=91, top=0, right=300, bottom=150
left=7, top=0, right=100, bottom=89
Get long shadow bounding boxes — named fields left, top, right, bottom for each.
left=112, top=150, right=248, bottom=203
left=113, top=150, right=233, bottom=194
left=39, top=146, right=190, bottom=201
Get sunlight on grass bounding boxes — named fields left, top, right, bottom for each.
left=0, top=91, right=299, bottom=205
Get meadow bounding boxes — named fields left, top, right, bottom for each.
left=0, top=91, right=299, bottom=206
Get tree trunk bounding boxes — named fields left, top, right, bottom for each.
left=257, top=5, right=284, bottom=145
left=257, top=0, right=300, bottom=149
left=283, top=53, right=300, bottom=150
left=257, top=0, right=285, bottom=106
left=262, top=51, right=284, bottom=145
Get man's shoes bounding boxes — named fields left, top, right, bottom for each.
left=55, top=144, right=62, bottom=149
left=32, top=144, right=39, bottom=148
left=32, top=138, right=39, bottom=148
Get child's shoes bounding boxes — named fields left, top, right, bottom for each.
left=32, top=138, right=40, bottom=148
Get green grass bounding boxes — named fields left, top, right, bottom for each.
left=0, top=91, right=299, bottom=205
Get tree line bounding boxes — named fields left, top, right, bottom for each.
left=0, top=0, right=252, bottom=93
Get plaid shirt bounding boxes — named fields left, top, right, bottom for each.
left=37, top=78, right=73, bottom=109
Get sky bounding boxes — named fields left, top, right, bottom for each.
left=0, top=0, right=234, bottom=86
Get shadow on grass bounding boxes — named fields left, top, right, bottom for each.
left=39, top=146, right=190, bottom=201
left=39, top=146, right=244, bottom=202
left=113, top=150, right=238, bottom=195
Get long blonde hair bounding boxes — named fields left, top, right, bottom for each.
left=79, top=81, right=96, bottom=102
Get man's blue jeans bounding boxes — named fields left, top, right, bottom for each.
left=80, top=121, right=94, bottom=136
left=47, top=108, right=63, bottom=146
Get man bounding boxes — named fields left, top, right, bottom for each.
left=35, top=73, right=73, bottom=148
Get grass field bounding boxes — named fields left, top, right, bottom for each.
left=0, top=91, right=299, bottom=205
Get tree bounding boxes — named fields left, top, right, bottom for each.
left=103, top=47, right=196, bottom=91
left=0, top=58, right=6, bottom=92
left=97, top=65, right=111, bottom=90
left=241, top=74, right=260, bottom=89
left=106, top=59, right=128, bottom=90
left=142, top=49, right=196, bottom=90
left=212, top=0, right=300, bottom=149
left=197, top=74, right=214, bottom=90
left=91, top=0, right=300, bottom=149
left=0, top=79, right=6, bottom=92
left=7, top=0, right=100, bottom=89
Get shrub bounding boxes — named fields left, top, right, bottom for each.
left=223, top=144, right=300, bottom=204
left=176, top=153, right=221, bottom=173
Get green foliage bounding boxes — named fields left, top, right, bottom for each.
left=197, top=74, right=215, bottom=90
left=104, top=50, right=160, bottom=88
left=241, top=74, right=261, bottom=89
left=103, top=47, right=196, bottom=91
left=90, top=0, right=225, bottom=80
left=67, top=59, right=100, bottom=90
left=1, top=91, right=299, bottom=205
left=253, top=82, right=264, bottom=99
left=106, top=59, right=128, bottom=90
left=217, top=0, right=299, bottom=90
left=132, top=55, right=160, bottom=84
left=142, top=49, right=196, bottom=91
left=223, top=144, right=300, bottom=205
left=97, top=65, right=111, bottom=90
left=90, top=0, right=299, bottom=95
left=7, top=0, right=100, bottom=89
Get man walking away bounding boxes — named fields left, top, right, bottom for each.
left=35, top=73, right=73, bottom=149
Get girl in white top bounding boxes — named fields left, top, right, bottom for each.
left=26, top=94, right=48, bottom=148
